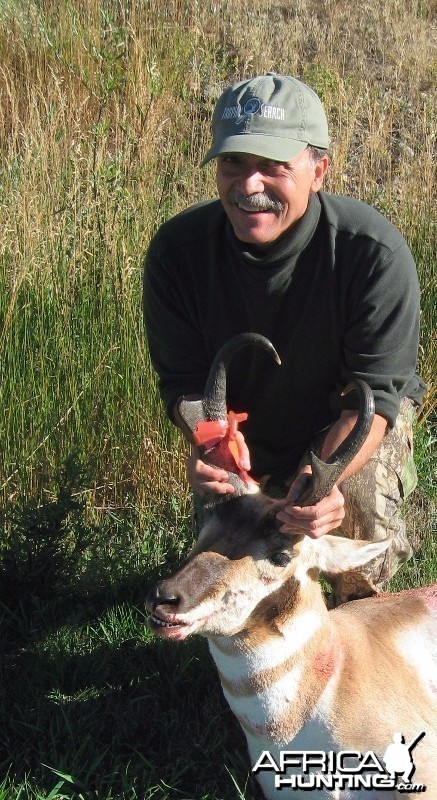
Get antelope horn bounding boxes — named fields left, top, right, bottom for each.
left=177, top=333, right=281, bottom=434
left=177, top=333, right=281, bottom=499
left=297, top=379, right=375, bottom=507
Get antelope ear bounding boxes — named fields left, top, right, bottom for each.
left=310, top=535, right=390, bottom=574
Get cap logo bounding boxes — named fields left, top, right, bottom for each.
left=221, top=96, right=285, bottom=125
left=238, top=97, right=262, bottom=122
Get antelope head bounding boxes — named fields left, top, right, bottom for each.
left=147, top=493, right=389, bottom=641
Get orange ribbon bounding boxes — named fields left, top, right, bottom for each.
left=193, top=411, right=249, bottom=456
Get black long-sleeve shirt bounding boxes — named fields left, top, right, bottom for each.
left=143, top=191, right=425, bottom=479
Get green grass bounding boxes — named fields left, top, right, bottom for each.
left=0, top=460, right=249, bottom=799
left=0, top=0, right=435, bottom=797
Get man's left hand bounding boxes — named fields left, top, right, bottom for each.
left=276, top=465, right=345, bottom=538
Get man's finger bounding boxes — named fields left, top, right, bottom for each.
left=235, top=430, right=251, bottom=471
left=196, top=480, right=235, bottom=496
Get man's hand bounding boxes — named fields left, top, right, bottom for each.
left=186, top=432, right=251, bottom=496
left=276, top=410, right=387, bottom=538
left=276, top=465, right=345, bottom=538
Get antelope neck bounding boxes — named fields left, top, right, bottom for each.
left=207, top=581, right=339, bottom=746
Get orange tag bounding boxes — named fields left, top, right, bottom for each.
left=227, top=410, right=248, bottom=440
left=194, top=410, right=257, bottom=487
left=193, top=410, right=249, bottom=452
left=227, top=439, right=240, bottom=464
left=193, top=419, right=228, bottom=448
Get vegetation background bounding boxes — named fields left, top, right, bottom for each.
left=0, top=0, right=435, bottom=797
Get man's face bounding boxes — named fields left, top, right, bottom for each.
left=216, top=149, right=329, bottom=249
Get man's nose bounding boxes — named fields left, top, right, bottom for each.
left=237, top=169, right=265, bottom=195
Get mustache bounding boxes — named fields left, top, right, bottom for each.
left=227, top=189, right=284, bottom=213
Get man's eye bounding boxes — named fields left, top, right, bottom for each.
left=263, top=160, right=286, bottom=175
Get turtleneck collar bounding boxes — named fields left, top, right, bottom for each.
left=225, top=191, right=321, bottom=269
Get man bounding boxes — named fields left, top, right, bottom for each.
left=143, top=73, right=426, bottom=604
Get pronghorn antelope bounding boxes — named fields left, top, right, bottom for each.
left=148, top=334, right=437, bottom=800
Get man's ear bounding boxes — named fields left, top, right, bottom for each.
left=311, top=154, right=330, bottom=192
left=310, top=534, right=390, bottom=575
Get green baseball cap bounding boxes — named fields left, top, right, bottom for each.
left=201, top=73, right=329, bottom=165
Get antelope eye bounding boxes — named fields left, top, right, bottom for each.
left=269, top=552, right=291, bottom=567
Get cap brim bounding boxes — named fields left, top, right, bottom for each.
left=200, top=133, right=308, bottom=166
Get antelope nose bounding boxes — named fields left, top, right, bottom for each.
left=148, top=584, right=180, bottom=612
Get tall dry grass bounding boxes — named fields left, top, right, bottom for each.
left=0, top=0, right=435, bottom=517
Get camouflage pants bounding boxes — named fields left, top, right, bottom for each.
left=263, top=398, right=418, bottom=605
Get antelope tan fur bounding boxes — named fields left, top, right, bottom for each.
left=148, top=334, right=437, bottom=800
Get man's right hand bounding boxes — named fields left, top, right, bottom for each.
left=186, top=451, right=234, bottom=496
left=186, top=433, right=251, bottom=496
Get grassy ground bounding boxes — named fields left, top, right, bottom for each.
left=0, top=0, right=435, bottom=797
